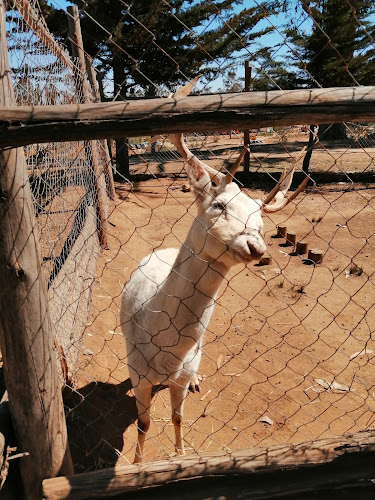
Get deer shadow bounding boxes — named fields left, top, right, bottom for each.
left=63, top=379, right=166, bottom=472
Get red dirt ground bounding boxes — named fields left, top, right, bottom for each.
left=66, top=144, right=375, bottom=472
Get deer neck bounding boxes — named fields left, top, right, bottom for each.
left=158, top=223, right=229, bottom=341
left=178, top=217, right=229, bottom=289
left=173, top=245, right=226, bottom=297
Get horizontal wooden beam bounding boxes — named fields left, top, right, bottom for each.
left=42, top=430, right=375, bottom=499
left=1, top=86, right=375, bottom=147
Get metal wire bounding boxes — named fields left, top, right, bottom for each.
left=4, top=0, right=375, bottom=471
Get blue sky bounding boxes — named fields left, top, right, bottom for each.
left=45, top=0, right=302, bottom=94
left=43, top=1, right=374, bottom=95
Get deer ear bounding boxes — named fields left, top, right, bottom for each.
left=187, top=157, right=211, bottom=192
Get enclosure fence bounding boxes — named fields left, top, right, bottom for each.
left=5, top=0, right=115, bottom=381
left=1, top=0, right=375, bottom=498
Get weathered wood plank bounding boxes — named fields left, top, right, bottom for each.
left=42, top=430, right=375, bottom=499
left=67, top=4, right=109, bottom=248
left=84, top=54, right=116, bottom=199
left=3, top=86, right=375, bottom=122
left=0, top=2, right=73, bottom=498
left=1, top=86, right=375, bottom=147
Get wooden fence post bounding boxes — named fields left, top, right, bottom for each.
left=243, top=61, right=251, bottom=176
left=0, top=2, right=73, bottom=498
left=67, top=4, right=109, bottom=248
left=85, top=53, right=116, bottom=200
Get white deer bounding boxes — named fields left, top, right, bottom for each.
left=120, top=78, right=308, bottom=463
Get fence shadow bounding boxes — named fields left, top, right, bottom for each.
left=63, top=379, right=168, bottom=472
left=63, top=379, right=136, bottom=471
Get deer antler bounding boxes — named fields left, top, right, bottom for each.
left=170, top=76, right=247, bottom=183
left=262, top=169, right=287, bottom=205
left=262, top=147, right=309, bottom=213
left=173, top=75, right=202, bottom=100
left=169, top=76, right=207, bottom=164
left=225, top=147, right=249, bottom=183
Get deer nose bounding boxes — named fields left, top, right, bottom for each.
left=247, top=242, right=266, bottom=259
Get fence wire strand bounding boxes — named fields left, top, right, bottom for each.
left=3, top=0, right=375, bottom=473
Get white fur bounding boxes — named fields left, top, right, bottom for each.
left=121, top=161, right=267, bottom=463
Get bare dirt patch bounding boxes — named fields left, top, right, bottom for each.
left=66, top=173, right=375, bottom=472
left=129, top=131, right=375, bottom=177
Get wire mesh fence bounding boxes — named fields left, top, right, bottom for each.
left=2, top=0, right=375, bottom=479
left=5, top=0, right=113, bottom=378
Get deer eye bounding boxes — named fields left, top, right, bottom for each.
left=213, top=201, right=225, bottom=211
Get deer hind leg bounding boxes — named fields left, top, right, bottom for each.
left=133, top=382, right=152, bottom=464
left=169, top=382, right=189, bottom=456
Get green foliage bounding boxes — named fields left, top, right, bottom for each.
left=251, top=48, right=300, bottom=90
left=285, top=0, right=375, bottom=88
left=43, top=0, right=279, bottom=97
left=280, top=0, right=375, bottom=140
left=40, top=0, right=375, bottom=105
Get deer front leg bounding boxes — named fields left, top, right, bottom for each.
left=188, top=341, right=202, bottom=393
left=133, top=382, right=152, bottom=464
left=169, top=382, right=189, bottom=456
left=188, top=373, right=201, bottom=392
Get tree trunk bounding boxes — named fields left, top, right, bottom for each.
left=302, top=124, right=317, bottom=174
left=318, top=122, right=347, bottom=141
left=113, top=51, right=130, bottom=179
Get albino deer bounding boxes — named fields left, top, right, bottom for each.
left=120, top=78, right=308, bottom=463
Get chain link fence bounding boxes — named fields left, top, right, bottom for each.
left=2, top=0, right=375, bottom=478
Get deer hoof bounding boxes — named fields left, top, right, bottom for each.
left=189, top=374, right=202, bottom=393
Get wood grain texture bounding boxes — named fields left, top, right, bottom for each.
left=0, top=3, right=73, bottom=497
left=308, top=248, right=324, bottom=264
left=84, top=55, right=116, bottom=200
left=67, top=5, right=109, bottom=248
left=42, top=430, right=375, bottom=499
left=296, top=240, right=309, bottom=255
left=1, top=86, right=375, bottom=146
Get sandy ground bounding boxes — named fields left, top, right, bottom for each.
left=129, top=131, right=375, bottom=177
left=64, top=140, right=375, bottom=472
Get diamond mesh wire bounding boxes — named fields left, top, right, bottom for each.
left=4, top=0, right=375, bottom=473
left=5, top=0, right=110, bottom=378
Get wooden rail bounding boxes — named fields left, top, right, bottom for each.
left=42, top=430, right=375, bottom=499
left=1, top=86, right=375, bottom=147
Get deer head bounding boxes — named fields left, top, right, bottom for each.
left=167, top=77, right=308, bottom=267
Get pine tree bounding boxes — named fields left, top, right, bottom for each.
left=42, top=0, right=280, bottom=98
left=284, top=0, right=375, bottom=139
left=39, top=1, right=282, bottom=176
